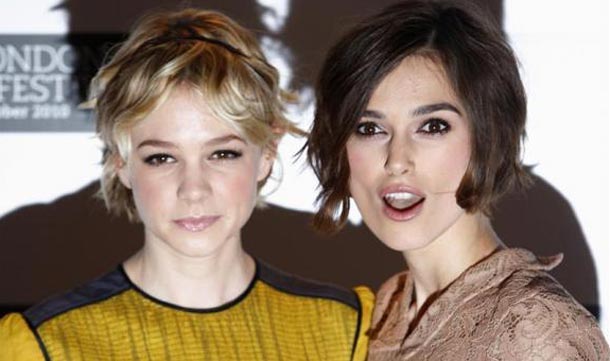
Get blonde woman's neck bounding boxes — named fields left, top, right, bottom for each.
left=123, top=236, right=255, bottom=309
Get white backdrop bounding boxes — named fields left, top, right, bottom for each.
left=0, top=0, right=608, bottom=337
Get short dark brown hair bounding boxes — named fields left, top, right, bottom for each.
left=306, top=0, right=530, bottom=233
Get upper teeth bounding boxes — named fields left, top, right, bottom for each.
left=385, top=192, right=416, bottom=201
left=384, top=192, right=422, bottom=210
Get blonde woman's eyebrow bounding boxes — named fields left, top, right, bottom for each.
left=136, top=139, right=175, bottom=149
left=136, top=134, right=246, bottom=150
left=206, top=134, right=247, bottom=146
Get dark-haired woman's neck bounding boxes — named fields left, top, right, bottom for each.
left=403, top=212, right=502, bottom=311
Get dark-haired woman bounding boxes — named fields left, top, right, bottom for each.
left=306, top=1, right=608, bottom=359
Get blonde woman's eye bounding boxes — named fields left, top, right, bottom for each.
left=143, top=153, right=176, bottom=166
left=355, top=122, right=385, bottom=136
left=211, top=150, right=242, bottom=160
left=418, top=118, right=450, bottom=135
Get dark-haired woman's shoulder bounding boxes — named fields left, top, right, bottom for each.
left=367, top=249, right=609, bottom=360
left=487, top=250, right=609, bottom=360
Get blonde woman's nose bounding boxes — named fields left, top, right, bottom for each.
left=177, top=163, right=212, bottom=202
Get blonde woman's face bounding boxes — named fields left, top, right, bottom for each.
left=118, top=87, right=272, bottom=258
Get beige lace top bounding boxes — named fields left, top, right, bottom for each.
left=368, top=248, right=609, bottom=360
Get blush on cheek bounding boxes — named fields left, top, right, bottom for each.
left=426, top=147, right=470, bottom=195
left=132, top=175, right=162, bottom=199
left=131, top=182, right=159, bottom=216
left=222, top=172, right=259, bottom=203
left=438, top=164, right=467, bottom=191
left=346, top=147, right=368, bottom=174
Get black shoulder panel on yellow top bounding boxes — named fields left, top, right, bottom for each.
left=23, top=268, right=129, bottom=328
left=257, top=260, right=360, bottom=310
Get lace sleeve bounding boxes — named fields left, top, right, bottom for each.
left=489, top=290, right=609, bottom=361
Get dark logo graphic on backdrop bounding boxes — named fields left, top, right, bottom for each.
left=0, top=34, right=122, bottom=132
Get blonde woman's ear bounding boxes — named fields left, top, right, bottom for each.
left=115, top=156, right=132, bottom=189
left=257, top=145, right=276, bottom=182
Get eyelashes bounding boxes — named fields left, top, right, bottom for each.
left=142, top=149, right=243, bottom=166
left=354, top=118, right=451, bottom=137
left=144, top=153, right=175, bottom=166
left=355, top=122, right=385, bottom=136
left=210, top=149, right=243, bottom=160
left=417, top=118, right=450, bottom=135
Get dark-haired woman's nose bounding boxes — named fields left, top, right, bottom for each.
left=384, top=136, right=414, bottom=176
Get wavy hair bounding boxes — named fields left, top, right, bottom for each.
left=307, top=0, right=530, bottom=233
left=87, top=8, right=301, bottom=221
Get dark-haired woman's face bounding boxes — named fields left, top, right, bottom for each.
left=346, top=56, right=471, bottom=252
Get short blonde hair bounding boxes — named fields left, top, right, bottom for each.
left=88, top=8, right=300, bottom=221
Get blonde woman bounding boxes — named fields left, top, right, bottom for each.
left=0, top=9, right=372, bottom=360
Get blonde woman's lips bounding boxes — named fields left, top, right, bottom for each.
left=173, top=216, right=220, bottom=232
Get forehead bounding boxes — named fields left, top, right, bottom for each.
left=130, top=87, right=242, bottom=143
left=368, top=55, right=461, bottom=111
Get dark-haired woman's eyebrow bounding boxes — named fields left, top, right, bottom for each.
left=412, top=102, right=461, bottom=116
left=362, top=110, right=385, bottom=119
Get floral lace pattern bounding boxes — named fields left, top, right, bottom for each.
left=368, top=248, right=609, bottom=360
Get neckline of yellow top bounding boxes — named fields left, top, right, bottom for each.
left=118, top=260, right=259, bottom=314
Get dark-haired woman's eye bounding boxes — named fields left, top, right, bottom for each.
left=210, top=149, right=242, bottom=160
left=355, top=122, right=385, bottom=136
left=144, top=153, right=176, bottom=166
left=418, top=119, right=450, bottom=135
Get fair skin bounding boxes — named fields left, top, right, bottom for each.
left=346, top=56, right=500, bottom=310
left=117, top=86, right=274, bottom=309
